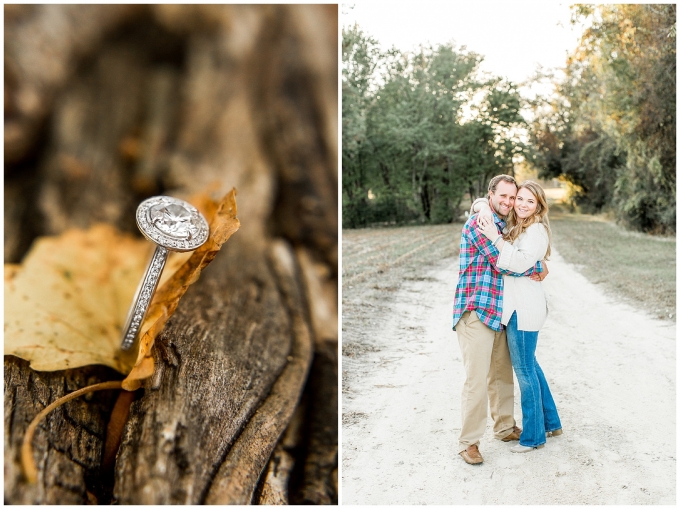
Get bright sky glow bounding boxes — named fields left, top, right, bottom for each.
left=343, top=1, right=585, bottom=92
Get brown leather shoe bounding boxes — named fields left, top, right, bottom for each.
left=501, top=426, right=522, bottom=442
left=459, top=444, right=484, bottom=465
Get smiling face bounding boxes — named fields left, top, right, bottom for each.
left=488, top=180, right=517, bottom=218
left=514, top=187, right=538, bottom=219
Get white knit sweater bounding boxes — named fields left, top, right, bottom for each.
left=496, top=222, right=549, bottom=331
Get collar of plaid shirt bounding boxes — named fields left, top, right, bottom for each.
left=452, top=212, right=506, bottom=332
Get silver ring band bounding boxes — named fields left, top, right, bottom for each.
left=120, top=245, right=168, bottom=350
left=120, top=196, right=209, bottom=351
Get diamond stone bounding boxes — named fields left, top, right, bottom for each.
left=136, top=196, right=208, bottom=252
left=149, top=202, right=199, bottom=240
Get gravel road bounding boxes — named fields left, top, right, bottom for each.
left=341, top=247, right=676, bottom=504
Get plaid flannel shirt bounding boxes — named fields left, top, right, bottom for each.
left=452, top=212, right=542, bottom=332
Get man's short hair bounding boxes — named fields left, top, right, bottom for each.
left=488, top=174, right=517, bottom=193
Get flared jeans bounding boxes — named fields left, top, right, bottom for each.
left=506, top=312, right=562, bottom=447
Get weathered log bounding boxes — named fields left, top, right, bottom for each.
left=4, top=357, right=122, bottom=504
left=293, top=340, right=338, bottom=505
left=292, top=248, right=339, bottom=505
left=4, top=4, right=142, bottom=165
left=256, top=404, right=305, bottom=505
left=201, top=240, right=313, bottom=505
left=113, top=238, right=312, bottom=504
left=4, top=4, right=337, bottom=504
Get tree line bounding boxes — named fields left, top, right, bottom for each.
left=342, top=27, right=526, bottom=227
left=343, top=4, right=676, bottom=233
left=531, top=4, right=675, bottom=233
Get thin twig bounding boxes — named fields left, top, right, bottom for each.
left=21, top=380, right=124, bottom=483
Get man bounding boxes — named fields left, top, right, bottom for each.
left=452, top=174, right=543, bottom=465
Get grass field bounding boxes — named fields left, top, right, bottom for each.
left=342, top=224, right=461, bottom=288
left=341, top=224, right=462, bottom=359
left=549, top=208, right=676, bottom=321
left=342, top=212, right=676, bottom=328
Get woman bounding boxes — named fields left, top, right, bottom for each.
left=474, top=180, right=562, bottom=453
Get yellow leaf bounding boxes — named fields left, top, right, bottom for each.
left=5, top=189, right=239, bottom=382
left=5, top=224, right=147, bottom=372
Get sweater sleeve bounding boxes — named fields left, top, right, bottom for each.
left=497, top=223, right=549, bottom=274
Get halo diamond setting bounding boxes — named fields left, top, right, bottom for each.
left=136, top=196, right=209, bottom=252
left=120, top=196, right=210, bottom=350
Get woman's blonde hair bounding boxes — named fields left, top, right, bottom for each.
left=503, top=180, right=552, bottom=260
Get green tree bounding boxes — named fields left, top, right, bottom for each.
left=342, top=26, right=531, bottom=227
left=530, top=4, right=676, bottom=233
left=342, top=24, right=381, bottom=227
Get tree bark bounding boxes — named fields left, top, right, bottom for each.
left=4, top=4, right=337, bottom=505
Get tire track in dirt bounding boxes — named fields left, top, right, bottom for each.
left=343, top=231, right=450, bottom=286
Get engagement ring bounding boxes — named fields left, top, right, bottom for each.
left=120, top=196, right=209, bottom=351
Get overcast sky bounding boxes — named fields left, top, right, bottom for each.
left=342, top=1, right=586, bottom=88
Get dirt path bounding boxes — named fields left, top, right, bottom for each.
left=341, top=247, right=675, bottom=504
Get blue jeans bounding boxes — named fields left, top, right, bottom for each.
left=506, top=312, right=562, bottom=447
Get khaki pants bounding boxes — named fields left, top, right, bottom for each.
left=456, top=310, right=516, bottom=453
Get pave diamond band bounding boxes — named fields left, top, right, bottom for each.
left=120, top=196, right=209, bottom=351
left=120, top=246, right=168, bottom=350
